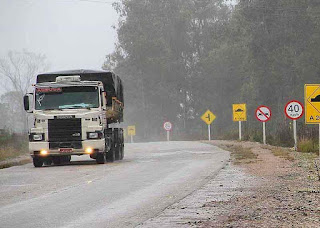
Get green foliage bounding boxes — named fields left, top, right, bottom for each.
left=105, top=0, right=320, bottom=144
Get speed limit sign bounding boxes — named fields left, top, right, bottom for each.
left=284, top=100, right=304, bottom=120
left=163, top=121, right=172, bottom=131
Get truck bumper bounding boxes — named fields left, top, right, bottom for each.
left=29, top=139, right=105, bottom=157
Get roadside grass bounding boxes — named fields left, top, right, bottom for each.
left=270, top=147, right=295, bottom=161
left=218, top=144, right=258, bottom=165
left=297, top=138, right=318, bottom=154
left=0, top=134, right=28, bottom=162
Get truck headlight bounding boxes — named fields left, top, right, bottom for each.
left=87, top=131, right=103, bottom=140
left=29, top=133, right=44, bottom=142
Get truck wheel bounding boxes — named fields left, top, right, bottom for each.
left=96, top=152, right=105, bottom=164
left=44, top=158, right=52, bottom=166
left=115, top=143, right=121, bottom=160
left=120, top=144, right=124, bottom=160
left=106, top=148, right=115, bottom=162
left=33, top=157, right=43, bottom=167
left=52, top=157, right=62, bottom=165
left=63, top=155, right=71, bottom=163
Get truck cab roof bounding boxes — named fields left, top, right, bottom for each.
left=37, top=69, right=123, bottom=103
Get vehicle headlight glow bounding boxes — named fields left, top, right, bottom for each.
left=85, top=147, right=93, bottom=154
left=40, top=150, right=48, bottom=156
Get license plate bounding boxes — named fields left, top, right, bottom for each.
left=59, top=148, right=73, bottom=153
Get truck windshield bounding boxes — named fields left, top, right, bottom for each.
left=35, top=86, right=99, bottom=110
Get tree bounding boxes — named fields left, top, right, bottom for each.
left=0, top=50, right=49, bottom=95
left=0, top=50, right=49, bottom=132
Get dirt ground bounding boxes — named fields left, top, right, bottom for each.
left=203, top=140, right=320, bottom=228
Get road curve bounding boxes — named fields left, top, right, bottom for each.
left=0, top=141, right=229, bottom=228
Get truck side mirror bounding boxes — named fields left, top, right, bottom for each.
left=23, top=94, right=32, bottom=113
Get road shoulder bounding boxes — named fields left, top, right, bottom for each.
left=139, top=140, right=320, bottom=227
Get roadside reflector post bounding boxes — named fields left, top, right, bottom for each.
left=263, top=122, right=266, bottom=145
left=239, top=121, right=242, bottom=141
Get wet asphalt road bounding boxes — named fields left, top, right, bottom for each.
left=0, top=141, right=229, bottom=228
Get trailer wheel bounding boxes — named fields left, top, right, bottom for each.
left=96, top=152, right=105, bottom=164
left=33, top=157, right=43, bottom=167
left=120, top=144, right=124, bottom=160
left=106, top=148, right=115, bottom=162
left=115, top=142, right=121, bottom=160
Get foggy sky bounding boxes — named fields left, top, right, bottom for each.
left=0, top=0, right=118, bottom=71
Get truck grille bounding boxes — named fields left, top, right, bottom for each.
left=48, top=118, right=82, bottom=142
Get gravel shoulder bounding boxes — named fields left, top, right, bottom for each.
left=202, top=140, right=320, bottom=228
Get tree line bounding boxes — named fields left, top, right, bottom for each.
left=104, top=0, right=320, bottom=146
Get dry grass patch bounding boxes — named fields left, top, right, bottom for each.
left=270, top=147, right=295, bottom=161
left=219, top=144, right=258, bottom=164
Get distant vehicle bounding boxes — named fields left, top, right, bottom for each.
left=24, top=70, right=124, bottom=167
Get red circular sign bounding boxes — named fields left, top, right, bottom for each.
left=255, top=105, right=272, bottom=122
left=163, top=122, right=172, bottom=131
left=284, top=100, right=304, bottom=120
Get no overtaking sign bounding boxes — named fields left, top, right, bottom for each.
left=255, top=106, right=272, bottom=122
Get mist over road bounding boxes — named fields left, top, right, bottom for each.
left=0, top=141, right=229, bottom=228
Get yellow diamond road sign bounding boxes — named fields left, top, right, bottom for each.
left=201, top=110, right=216, bottom=125
left=305, top=84, right=320, bottom=124
left=233, top=104, right=247, bottom=122
left=128, top=126, right=136, bottom=136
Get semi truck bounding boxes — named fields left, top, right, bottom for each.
left=23, top=69, right=124, bottom=167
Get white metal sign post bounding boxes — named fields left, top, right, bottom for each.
left=284, top=100, right=304, bottom=151
left=239, top=121, right=242, bottom=141
left=163, top=122, right=172, bottom=141
left=255, top=106, right=272, bottom=145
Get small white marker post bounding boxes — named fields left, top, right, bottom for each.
left=293, top=120, right=297, bottom=151
left=208, top=124, right=211, bottom=141
left=263, top=122, right=266, bottom=145
left=239, top=121, right=242, bottom=141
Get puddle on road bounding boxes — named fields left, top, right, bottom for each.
left=138, top=163, right=258, bottom=228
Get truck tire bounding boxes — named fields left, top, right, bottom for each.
left=115, top=143, right=121, bottom=160
left=62, top=155, right=71, bottom=163
left=106, top=148, right=115, bottom=162
left=120, top=144, right=124, bottom=160
left=52, top=156, right=62, bottom=165
left=96, top=152, right=105, bottom=164
left=44, top=158, right=53, bottom=166
left=33, top=157, right=43, bottom=167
